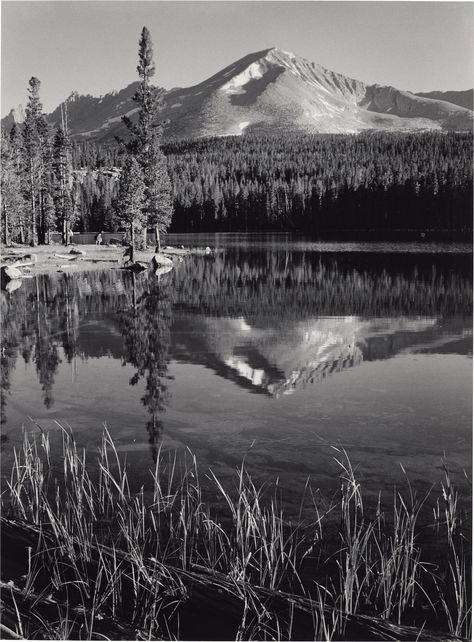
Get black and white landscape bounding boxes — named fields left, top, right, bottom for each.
left=4, top=47, right=473, bottom=139
left=1, top=3, right=472, bottom=641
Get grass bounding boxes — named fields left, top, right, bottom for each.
left=1, top=426, right=471, bottom=640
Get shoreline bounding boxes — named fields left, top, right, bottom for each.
left=0, top=238, right=471, bottom=287
left=0, top=244, right=205, bottom=280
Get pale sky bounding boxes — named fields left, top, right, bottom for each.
left=1, top=1, right=473, bottom=117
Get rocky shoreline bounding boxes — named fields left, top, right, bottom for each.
left=0, top=243, right=215, bottom=292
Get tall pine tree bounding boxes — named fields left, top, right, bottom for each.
left=53, top=112, right=74, bottom=244
left=22, top=77, right=43, bottom=246
left=122, top=27, right=173, bottom=252
left=1, top=130, right=24, bottom=245
left=22, top=77, right=50, bottom=246
left=115, top=156, right=146, bottom=262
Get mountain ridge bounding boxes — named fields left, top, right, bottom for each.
left=2, top=47, right=472, bottom=139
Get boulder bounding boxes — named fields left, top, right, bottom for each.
left=124, top=261, right=148, bottom=273
left=205, top=246, right=212, bottom=255
left=1, top=265, right=22, bottom=281
left=151, top=254, right=173, bottom=269
left=69, top=248, right=86, bottom=256
left=154, top=265, right=173, bottom=278
left=5, top=279, right=22, bottom=293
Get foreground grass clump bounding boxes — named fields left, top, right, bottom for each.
left=0, top=427, right=471, bottom=641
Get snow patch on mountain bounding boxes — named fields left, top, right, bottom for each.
left=221, top=62, right=264, bottom=94
left=2, top=48, right=471, bottom=138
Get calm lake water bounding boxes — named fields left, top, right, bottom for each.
left=1, top=239, right=472, bottom=515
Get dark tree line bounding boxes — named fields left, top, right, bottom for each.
left=2, top=81, right=472, bottom=242
left=65, top=131, right=473, bottom=237
left=165, top=132, right=472, bottom=234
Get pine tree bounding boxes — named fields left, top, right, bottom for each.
left=38, top=123, right=54, bottom=244
left=122, top=27, right=173, bottom=252
left=115, top=155, right=146, bottom=262
left=1, top=130, right=24, bottom=245
left=9, top=124, right=27, bottom=243
left=22, top=77, right=50, bottom=246
left=53, top=120, right=74, bottom=244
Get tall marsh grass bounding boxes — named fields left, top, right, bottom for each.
left=1, top=427, right=471, bottom=640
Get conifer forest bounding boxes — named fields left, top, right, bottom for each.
left=1, top=84, right=473, bottom=242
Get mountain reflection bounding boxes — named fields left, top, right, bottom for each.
left=1, top=249, right=471, bottom=444
left=171, top=314, right=471, bottom=397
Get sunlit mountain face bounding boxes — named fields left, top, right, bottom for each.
left=3, top=48, right=472, bottom=138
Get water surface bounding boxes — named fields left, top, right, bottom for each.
left=1, top=242, right=472, bottom=513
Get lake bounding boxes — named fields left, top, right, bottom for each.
left=1, top=238, right=472, bottom=517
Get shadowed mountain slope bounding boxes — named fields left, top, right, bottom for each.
left=415, top=89, right=473, bottom=111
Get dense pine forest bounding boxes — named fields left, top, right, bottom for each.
left=71, top=131, right=472, bottom=235
left=3, top=125, right=473, bottom=241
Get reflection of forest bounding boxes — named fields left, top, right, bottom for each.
left=1, top=250, right=472, bottom=428
left=117, top=273, right=173, bottom=460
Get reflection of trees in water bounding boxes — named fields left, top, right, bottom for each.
left=1, top=268, right=173, bottom=460
left=60, top=276, right=80, bottom=363
left=33, top=279, right=61, bottom=409
left=118, top=273, right=173, bottom=461
left=1, top=270, right=173, bottom=456
left=0, top=251, right=471, bottom=435
left=173, top=250, right=473, bottom=319
left=1, top=271, right=132, bottom=423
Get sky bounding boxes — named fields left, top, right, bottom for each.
left=1, top=1, right=473, bottom=117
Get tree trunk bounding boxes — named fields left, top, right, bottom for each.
left=30, top=198, right=36, bottom=246
left=3, top=205, right=9, bottom=246
left=30, top=172, right=37, bottom=247
left=155, top=225, right=161, bottom=253
left=130, top=224, right=136, bottom=264
left=38, top=192, right=45, bottom=245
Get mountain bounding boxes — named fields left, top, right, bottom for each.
left=415, top=89, right=473, bottom=111
left=3, top=48, right=473, bottom=139
left=170, top=313, right=472, bottom=398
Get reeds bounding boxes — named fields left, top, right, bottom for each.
left=1, top=427, right=470, bottom=640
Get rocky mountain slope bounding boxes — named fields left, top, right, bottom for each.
left=415, top=89, right=473, bottom=111
left=3, top=48, right=472, bottom=139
